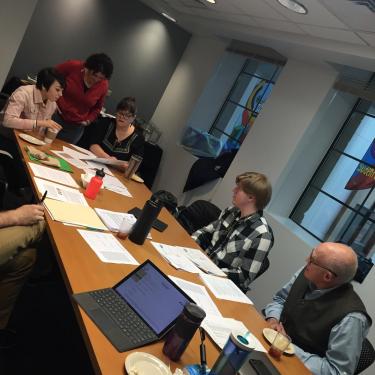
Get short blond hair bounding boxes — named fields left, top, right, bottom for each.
left=235, top=172, right=272, bottom=210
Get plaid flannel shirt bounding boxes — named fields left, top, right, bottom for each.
left=192, top=206, right=274, bottom=291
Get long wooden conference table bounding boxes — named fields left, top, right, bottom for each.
left=14, top=130, right=311, bottom=375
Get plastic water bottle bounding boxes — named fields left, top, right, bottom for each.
left=84, top=168, right=105, bottom=200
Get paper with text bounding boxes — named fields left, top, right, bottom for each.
left=95, top=208, right=135, bottom=232
left=78, top=230, right=139, bottom=265
left=29, top=162, right=79, bottom=188
left=199, top=273, right=252, bottom=305
left=202, top=316, right=266, bottom=352
left=51, top=150, right=89, bottom=170
left=169, top=276, right=222, bottom=319
left=151, top=242, right=201, bottom=274
left=177, top=246, right=227, bottom=277
left=34, top=177, right=88, bottom=206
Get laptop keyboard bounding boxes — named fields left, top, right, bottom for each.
left=90, top=289, right=156, bottom=344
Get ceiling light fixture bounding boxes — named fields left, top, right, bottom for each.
left=162, top=12, right=176, bottom=22
left=206, top=0, right=216, bottom=4
left=277, top=0, right=308, bottom=14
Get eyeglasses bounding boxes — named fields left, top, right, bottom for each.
left=308, top=250, right=338, bottom=277
left=117, top=111, right=134, bottom=120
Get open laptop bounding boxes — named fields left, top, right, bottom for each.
left=73, top=260, right=193, bottom=352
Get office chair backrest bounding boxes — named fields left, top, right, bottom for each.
left=177, top=200, right=221, bottom=235
left=355, top=338, right=375, bottom=374
left=254, top=257, right=270, bottom=281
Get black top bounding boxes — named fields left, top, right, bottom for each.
left=88, top=117, right=144, bottom=161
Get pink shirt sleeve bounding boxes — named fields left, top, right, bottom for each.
left=3, top=87, right=35, bottom=130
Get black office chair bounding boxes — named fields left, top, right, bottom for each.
left=254, top=257, right=270, bottom=281
left=177, top=199, right=221, bottom=235
left=355, top=338, right=375, bottom=374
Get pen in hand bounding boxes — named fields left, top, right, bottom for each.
left=40, top=190, right=48, bottom=204
left=199, top=327, right=207, bottom=375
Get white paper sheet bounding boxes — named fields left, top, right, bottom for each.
left=70, top=144, right=96, bottom=158
left=199, top=273, right=253, bottom=305
left=169, top=276, right=222, bottom=318
left=81, top=156, right=125, bottom=167
left=29, top=162, right=79, bottom=188
left=51, top=150, right=89, bottom=170
left=84, top=161, right=114, bottom=176
left=202, top=316, right=266, bottom=352
left=34, top=177, right=88, bottom=206
left=177, top=246, right=227, bottom=277
left=95, top=208, right=135, bottom=232
left=151, top=242, right=201, bottom=274
left=62, top=146, right=92, bottom=160
left=78, top=230, right=139, bottom=265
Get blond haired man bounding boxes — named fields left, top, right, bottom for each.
left=192, top=171, right=274, bottom=291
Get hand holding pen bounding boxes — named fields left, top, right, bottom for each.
left=40, top=190, right=48, bottom=204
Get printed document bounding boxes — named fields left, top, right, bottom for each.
left=152, top=242, right=201, bottom=274
left=169, top=276, right=222, bottom=319
left=34, top=177, right=88, bottom=206
left=29, top=162, right=79, bottom=188
left=51, top=150, right=89, bottom=170
left=202, top=316, right=266, bottom=352
left=199, top=273, right=253, bottom=305
left=95, top=208, right=135, bottom=232
left=78, top=230, right=139, bottom=265
left=177, top=246, right=226, bottom=277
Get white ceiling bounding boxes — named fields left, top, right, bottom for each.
left=139, top=0, right=375, bottom=71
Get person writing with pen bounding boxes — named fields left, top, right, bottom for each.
left=0, top=191, right=46, bottom=348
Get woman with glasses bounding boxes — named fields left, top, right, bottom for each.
left=53, top=53, right=114, bottom=144
left=87, top=97, right=144, bottom=171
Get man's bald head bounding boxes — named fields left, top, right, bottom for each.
left=316, top=242, right=358, bottom=285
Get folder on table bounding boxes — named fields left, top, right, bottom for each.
left=43, top=198, right=107, bottom=230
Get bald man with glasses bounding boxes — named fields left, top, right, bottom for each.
left=264, top=242, right=372, bottom=375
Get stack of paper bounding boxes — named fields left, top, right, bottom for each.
left=95, top=208, right=135, bottom=232
left=43, top=198, right=107, bottom=230
left=51, top=150, right=89, bottom=170
left=202, top=316, right=266, bottom=352
left=29, top=162, right=79, bottom=188
left=78, top=230, right=139, bottom=265
left=177, top=246, right=227, bottom=277
left=151, top=242, right=201, bottom=273
left=199, top=273, right=253, bottom=305
left=168, top=276, right=222, bottom=319
left=34, top=177, right=88, bottom=206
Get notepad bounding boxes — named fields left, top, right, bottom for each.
left=43, top=198, right=107, bottom=230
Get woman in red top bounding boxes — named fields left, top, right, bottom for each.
left=54, top=53, right=113, bottom=144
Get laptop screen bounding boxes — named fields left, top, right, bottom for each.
left=114, top=262, right=191, bottom=335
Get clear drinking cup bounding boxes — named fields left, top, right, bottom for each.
left=124, top=155, right=143, bottom=179
left=44, top=128, right=59, bottom=144
left=268, top=332, right=291, bottom=359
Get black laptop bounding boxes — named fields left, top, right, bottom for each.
left=73, top=260, right=193, bottom=352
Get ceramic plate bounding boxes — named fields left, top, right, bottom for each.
left=131, top=174, right=144, bottom=183
left=262, top=328, right=295, bottom=355
left=125, top=352, right=172, bottom=375
left=19, top=133, right=46, bottom=146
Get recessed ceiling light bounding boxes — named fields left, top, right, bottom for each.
left=162, top=12, right=176, bottom=22
left=277, top=0, right=308, bottom=14
left=206, top=0, right=216, bottom=3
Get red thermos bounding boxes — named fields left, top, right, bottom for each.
left=84, top=168, right=105, bottom=200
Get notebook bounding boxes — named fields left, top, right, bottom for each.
left=73, top=260, right=193, bottom=352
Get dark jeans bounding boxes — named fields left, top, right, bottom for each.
left=52, top=113, right=84, bottom=144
